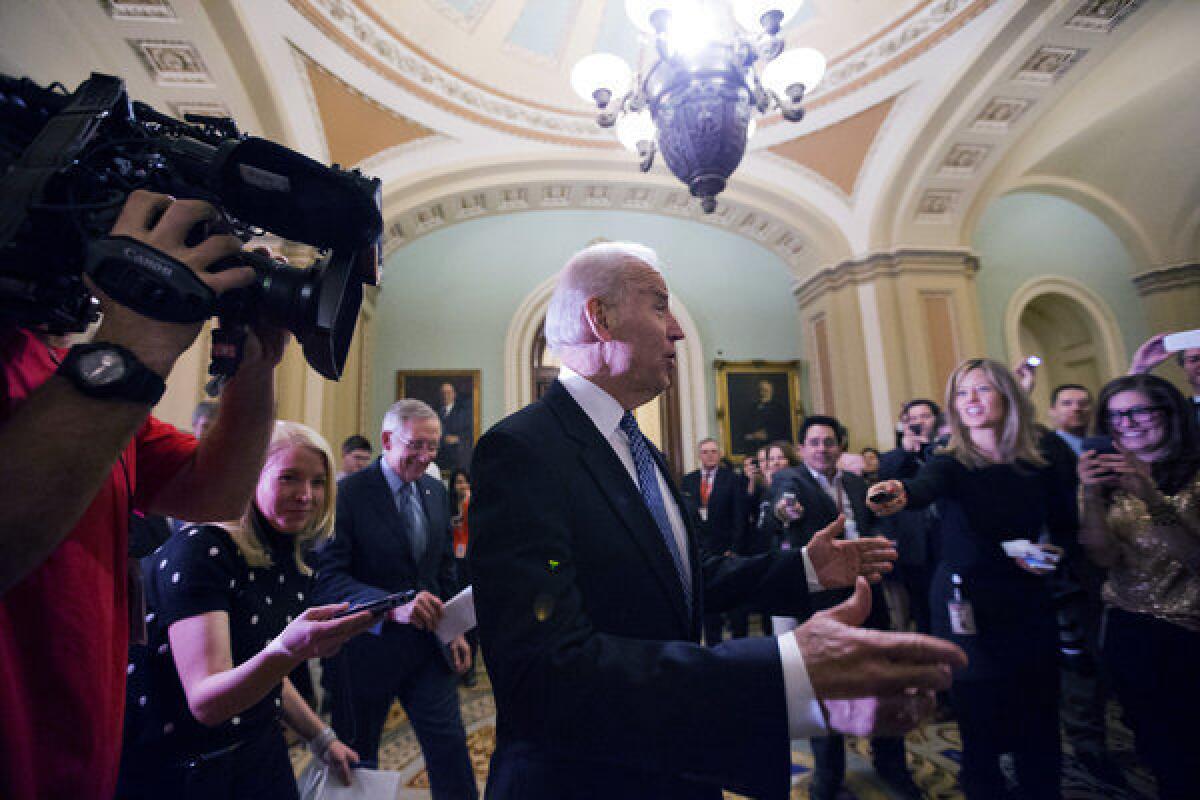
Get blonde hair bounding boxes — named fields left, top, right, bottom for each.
left=220, top=420, right=337, bottom=573
left=940, top=358, right=1046, bottom=470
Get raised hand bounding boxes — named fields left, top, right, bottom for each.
left=793, top=578, right=967, bottom=735
left=1129, top=333, right=1169, bottom=375
left=391, top=590, right=445, bottom=631
left=866, top=480, right=907, bottom=516
left=271, top=603, right=376, bottom=661
left=807, top=515, right=896, bottom=587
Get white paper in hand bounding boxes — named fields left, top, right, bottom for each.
left=435, top=585, right=475, bottom=644
left=298, top=764, right=402, bottom=800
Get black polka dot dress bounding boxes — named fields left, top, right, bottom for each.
left=121, top=517, right=310, bottom=768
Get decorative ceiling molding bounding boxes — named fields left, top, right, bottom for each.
left=892, top=0, right=1152, bottom=232
left=1131, top=263, right=1200, bottom=296
left=291, top=0, right=996, bottom=148
left=101, top=0, right=176, bottom=20
left=762, top=0, right=997, bottom=125
left=794, top=249, right=980, bottom=309
left=298, top=52, right=444, bottom=167
left=422, top=0, right=495, bottom=33
left=381, top=177, right=815, bottom=275
left=128, top=38, right=213, bottom=86
left=288, top=0, right=615, bottom=147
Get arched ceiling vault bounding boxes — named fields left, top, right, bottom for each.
left=2, top=0, right=1194, bottom=275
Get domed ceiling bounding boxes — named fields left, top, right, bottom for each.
left=357, top=0, right=922, bottom=111
left=3, top=0, right=1192, bottom=277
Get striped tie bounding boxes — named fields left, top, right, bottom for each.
left=619, top=412, right=692, bottom=612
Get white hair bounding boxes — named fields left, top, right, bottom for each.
left=382, top=398, right=438, bottom=435
left=544, top=241, right=662, bottom=351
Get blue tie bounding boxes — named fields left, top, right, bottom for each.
left=400, top=482, right=428, bottom=564
left=619, top=411, right=692, bottom=612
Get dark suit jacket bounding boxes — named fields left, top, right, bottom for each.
left=877, top=447, right=939, bottom=568
left=311, top=460, right=459, bottom=683
left=769, top=465, right=889, bottom=626
left=437, top=401, right=473, bottom=471
left=469, top=381, right=814, bottom=800
left=681, top=466, right=746, bottom=557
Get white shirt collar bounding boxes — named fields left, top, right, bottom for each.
left=558, top=365, right=626, bottom=440
left=805, top=463, right=840, bottom=487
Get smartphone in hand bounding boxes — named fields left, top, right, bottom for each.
left=334, top=589, right=417, bottom=619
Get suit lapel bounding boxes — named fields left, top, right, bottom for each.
left=546, top=383, right=691, bottom=631
left=796, top=466, right=839, bottom=522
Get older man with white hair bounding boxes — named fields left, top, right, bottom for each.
left=469, top=241, right=967, bottom=799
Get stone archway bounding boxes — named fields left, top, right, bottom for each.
left=503, top=275, right=708, bottom=476
left=1004, top=276, right=1126, bottom=420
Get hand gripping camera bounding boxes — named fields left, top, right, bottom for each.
left=0, top=72, right=383, bottom=382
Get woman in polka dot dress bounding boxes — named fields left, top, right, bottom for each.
left=117, top=421, right=377, bottom=798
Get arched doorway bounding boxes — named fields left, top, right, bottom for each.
left=505, top=275, right=708, bottom=477
left=1004, top=277, right=1126, bottom=421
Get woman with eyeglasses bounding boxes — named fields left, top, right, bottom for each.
left=1078, top=374, right=1200, bottom=800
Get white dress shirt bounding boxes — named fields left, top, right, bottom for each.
left=558, top=366, right=827, bottom=737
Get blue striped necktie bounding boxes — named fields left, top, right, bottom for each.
left=619, top=411, right=692, bottom=612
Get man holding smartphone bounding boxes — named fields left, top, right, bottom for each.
left=875, top=399, right=941, bottom=635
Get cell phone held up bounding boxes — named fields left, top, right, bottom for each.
left=334, top=589, right=416, bottom=619
left=1081, top=435, right=1118, bottom=481
left=869, top=488, right=898, bottom=505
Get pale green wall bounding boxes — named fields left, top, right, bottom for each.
left=369, top=210, right=801, bottom=441
left=972, top=191, right=1148, bottom=360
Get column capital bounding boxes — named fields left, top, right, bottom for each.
left=1132, top=263, right=1200, bottom=296
left=795, top=249, right=979, bottom=308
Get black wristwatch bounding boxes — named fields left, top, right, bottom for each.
left=57, top=343, right=166, bottom=405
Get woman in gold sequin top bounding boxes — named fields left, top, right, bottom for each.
left=1078, top=374, right=1200, bottom=800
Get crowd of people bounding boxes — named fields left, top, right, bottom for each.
left=0, top=190, right=1196, bottom=800
left=699, top=341, right=1200, bottom=800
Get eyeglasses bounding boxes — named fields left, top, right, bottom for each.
left=393, top=437, right=440, bottom=453
left=1106, top=406, right=1167, bottom=426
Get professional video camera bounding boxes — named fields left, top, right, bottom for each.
left=0, top=72, right=382, bottom=381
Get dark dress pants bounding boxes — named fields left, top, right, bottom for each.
left=809, top=734, right=907, bottom=795
left=333, top=645, right=478, bottom=800
left=951, top=670, right=1061, bottom=800
left=1103, top=607, right=1200, bottom=800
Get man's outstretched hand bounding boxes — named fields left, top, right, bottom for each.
left=807, top=515, right=896, bottom=587
left=793, top=577, right=967, bottom=737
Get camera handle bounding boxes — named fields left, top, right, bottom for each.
left=205, top=321, right=247, bottom=397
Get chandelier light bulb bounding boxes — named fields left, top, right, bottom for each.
left=615, top=108, right=657, bottom=153
left=666, top=1, right=723, bottom=59
left=570, top=53, right=633, bottom=106
left=625, top=0, right=677, bottom=34
left=761, top=46, right=826, bottom=100
left=732, top=1, right=806, bottom=34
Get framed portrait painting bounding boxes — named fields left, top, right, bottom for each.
left=395, top=370, right=481, bottom=474
left=715, top=360, right=803, bottom=461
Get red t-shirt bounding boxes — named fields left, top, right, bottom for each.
left=0, top=327, right=199, bottom=800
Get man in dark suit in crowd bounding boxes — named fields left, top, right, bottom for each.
left=435, top=381, right=473, bottom=473
left=682, top=437, right=747, bottom=643
left=773, top=415, right=922, bottom=800
left=312, top=399, right=476, bottom=799
left=876, top=398, right=941, bottom=634
left=1038, top=383, right=1126, bottom=788
left=469, top=241, right=966, bottom=799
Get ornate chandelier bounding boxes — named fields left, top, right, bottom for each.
left=571, top=1, right=826, bottom=213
